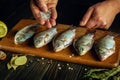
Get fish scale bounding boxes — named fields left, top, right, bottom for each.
left=73, top=33, right=95, bottom=56
left=14, top=23, right=40, bottom=45
left=34, top=27, right=57, bottom=48
left=53, top=28, right=76, bottom=52
left=94, top=34, right=116, bottom=61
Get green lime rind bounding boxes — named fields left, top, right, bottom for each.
left=0, top=21, right=8, bottom=38
left=14, top=56, right=27, bottom=66
left=7, top=55, right=27, bottom=70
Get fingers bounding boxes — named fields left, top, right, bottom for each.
left=79, top=6, right=108, bottom=30
left=80, top=6, right=108, bottom=30
left=50, top=8, right=57, bottom=25
left=47, top=3, right=57, bottom=27
left=45, top=20, right=52, bottom=28
left=85, top=16, right=107, bottom=30
left=85, top=17, right=96, bottom=29
left=36, top=0, right=48, bottom=12
left=80, top=7, right=94, bottom=26
left=45, top=8, right=57, bottom=28
left=99, top=21, right=107, bottom=29
left=30, top=0, right=58, bottom=28
left=30, top=0, right=45, bottom=25
left=51, top=8, right=57, bottom=19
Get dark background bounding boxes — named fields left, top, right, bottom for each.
left=1, top=0, right=120, bottom=32
left=0, top=0, right=120, bottom=80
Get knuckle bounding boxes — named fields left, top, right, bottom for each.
left=94, top=7, right=99, bottom=12
left=88, top=7, right=93, bottom=10
left=97, top=17, right=102, bottom=21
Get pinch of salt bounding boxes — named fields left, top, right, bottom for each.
left=40, top=11, right=51, bottom=20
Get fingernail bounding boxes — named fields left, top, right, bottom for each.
left=80, top=21, right=85, bottom=26
left=41, top=21, right=45, bottom=25
left=53, top=22, right=56, bottom=26
left=48, top=25, right=52, bottom=28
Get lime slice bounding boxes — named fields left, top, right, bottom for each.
left=0, top=21, right=8, bottom=38
left=14, top=56, right=27, bottom=66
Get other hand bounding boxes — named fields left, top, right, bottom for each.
left=80, top=0, right=120, bottom=29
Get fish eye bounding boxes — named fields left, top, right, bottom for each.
left=35, top=40, right=41, bottom=44
left=79, top=47, right=84, bottom=52
left=16, top=34, right=26, bottom=41
left=99, top=49, right=106, bottom=55
left=16, top=36, right=23, bottom=41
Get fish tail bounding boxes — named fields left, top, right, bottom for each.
left=69, top=25, right=76, bottom=29
left=30, top=23, right=41, bottom=27
left=108, top=31, right=120, bottom=37
left=85, top=28, right=96, bottom=36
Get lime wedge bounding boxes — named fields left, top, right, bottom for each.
left=14, top=56, right=27, bottom=66
left=0, top=21, right=8, bottom=38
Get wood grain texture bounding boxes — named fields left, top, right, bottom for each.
left=0, top=19, right=120, bottom=68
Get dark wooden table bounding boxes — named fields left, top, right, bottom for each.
left=0, top=0, right=120, bottom=80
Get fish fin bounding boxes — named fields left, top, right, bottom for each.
left=52, top=34, right=57, bottom=49
left=73, top=39, right=80, bottom=54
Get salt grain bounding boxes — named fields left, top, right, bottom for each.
left=71, top=54, right=75, bottom=56
left=29, top=60, right=33, bottom=63
left=58, top=64, right=60, bottom=67
left=68, top=67, right=74, bottom=70
left=41, top=57, right=44, bottom=60
left=37, top=58, right=40, bottom=62
left=67, top=63, right=69, bottom=66
left=40, top=11, right=51, bottom=20
left=58, top=67, right=61, bottom=70
left=85, top=68, right=87, bottom=71
left=42, top=62, right=45, bottom=64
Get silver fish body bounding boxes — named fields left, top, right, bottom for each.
left=94, top=35, right=115, bottom=61
left=14, top=23, right=39, bottom=45
left=73, top=33, right=94, bottom=56
left=53, top=29, right=76, bottom=52
left=34, top=27, right=57, bottom=48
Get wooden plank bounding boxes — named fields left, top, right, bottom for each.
left=0, top=19, right=120, bottom=68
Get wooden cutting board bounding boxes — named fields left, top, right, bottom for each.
left=0, top=19, right=120, bottom=68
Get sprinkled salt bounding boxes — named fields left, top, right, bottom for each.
left=58, top=63, right=60, bottom=67
left=26, top=64, right=29, bottom=67
left=41, top=57, right=44, bottom=60
left=50, top=60, right=53, bottom=64
left=66, top=63, right=69, bottom=66
left=68, top=67, right=74, bottom=70
left=37, top=58, right=40, bottom=62
left=68, top=67, right=71, bottom=70
left=71, top=54, right=75, bottom=56
left=29, top=60, right=33, bottom=63
left=71, top=68, right=73, bottom=70
left=40, top=11, right=51, bottom=20
left=58, top=67, right=62, bottom=70
left=85, top=68, right=87, bottom=71
left=42, top=62, right=45, bottom=64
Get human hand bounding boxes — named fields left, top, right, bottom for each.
left=30, top=0, right=58, bottom=28
left=80, top=0, right=120, bottom=29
